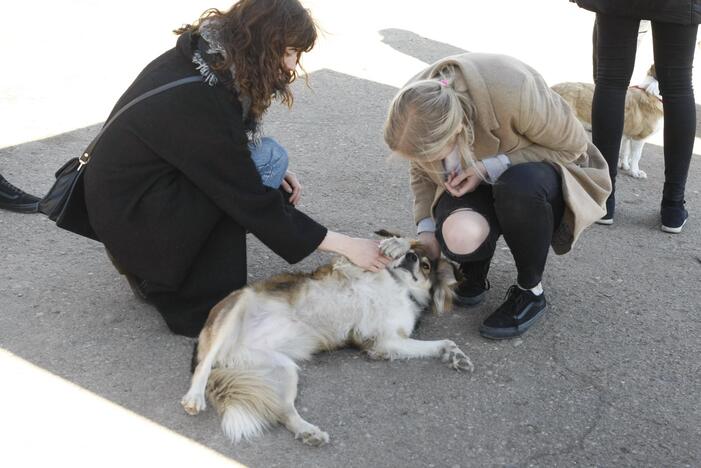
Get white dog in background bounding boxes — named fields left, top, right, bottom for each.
left=553, top=65, right=663, bottom=179
left=181, top=234, right=472, bottom=446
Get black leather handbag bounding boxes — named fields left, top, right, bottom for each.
left=38, top=75, right=202, bottom=241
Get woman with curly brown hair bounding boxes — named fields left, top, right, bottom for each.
left=83, top=0, right=389, bottom=337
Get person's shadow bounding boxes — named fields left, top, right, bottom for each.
left=379, top=28, right=468, bottom=65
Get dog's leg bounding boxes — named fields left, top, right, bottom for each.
left=181, top=292, right=249, bottom=415
left=276, top=360, right=329, bottom=446
left=628, top=139, right=647, bottom=179
left=619, top=137, right=632, bottom=171
left=368, top=338, right=473, bottom=372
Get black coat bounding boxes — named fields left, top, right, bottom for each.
left=575, top=0, right=701, bottom=24
left=84, top=33, right=327, bottom=289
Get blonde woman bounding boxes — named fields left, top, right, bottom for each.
left=384, top=53, right=611, bottom=339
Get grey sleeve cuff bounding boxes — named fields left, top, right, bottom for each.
left=482, top=154, right=511, bottom=182
left=417, top=217, right=436, bottom=234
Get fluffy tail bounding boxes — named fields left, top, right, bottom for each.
left=206, top=367, right=283, bottom=443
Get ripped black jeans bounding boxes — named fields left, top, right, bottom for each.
left=434, top=162, right=564, bottom=289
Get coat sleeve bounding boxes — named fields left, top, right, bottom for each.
left=410, top=161, right=439, bottom=225
left=508, top=70, right=588, bottom=165
left=142, top=84, right=327, bottom=264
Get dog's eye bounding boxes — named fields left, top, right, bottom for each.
left=421, top=261, right=431, bottom=271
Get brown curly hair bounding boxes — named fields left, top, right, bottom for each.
left=177, top=0, right=317, bottom=122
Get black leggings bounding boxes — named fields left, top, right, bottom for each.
left=434, top=162, right=564, bottom=289
left=592, top=13, right=698, bottom=203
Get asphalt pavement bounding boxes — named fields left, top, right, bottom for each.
left=1, top=1, right=699, bottom=467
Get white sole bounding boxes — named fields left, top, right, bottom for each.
left=595, top=218, right=614, bottom=225
left=661, top=219, right=687, bottom=233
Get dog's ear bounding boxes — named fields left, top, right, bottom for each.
left=449, top=260, right=464, bottom=283
left=431, top=258, right=457, bottom=315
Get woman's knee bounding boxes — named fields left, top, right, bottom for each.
left=441, top=210, right=490, bottom=256
left=656, top=65, right=694, bottom=99
left=249, top=137, right=289, bottom=188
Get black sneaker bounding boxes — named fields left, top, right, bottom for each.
left=596, top=193, right=615, bottom=226
left=0, top=174, right=40, bottom=213
left=455, top=278, right=490, bottom=307
left=454, top=260, right=490, bottom=307
left=479, top=285, right=546, bottom=339
left=661, top=200, right=688, bottom=234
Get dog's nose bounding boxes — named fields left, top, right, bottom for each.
left=405, top=251, right=418, bottom=263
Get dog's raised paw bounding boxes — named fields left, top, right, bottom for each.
left=379, top=237, right=411, bottom=259
left=297, top=428, right=330, bottom=447
left=181, top=393, right=207, bottom=415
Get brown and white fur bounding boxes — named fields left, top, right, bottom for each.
left=552, top=65, right=663, bottom=179
left=181, top=236, right=472, bottom=446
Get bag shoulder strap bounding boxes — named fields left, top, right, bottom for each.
left=79, top=75, right=202, bottom=168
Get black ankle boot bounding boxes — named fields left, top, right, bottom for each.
left=454, top=259, right=491, bottom=307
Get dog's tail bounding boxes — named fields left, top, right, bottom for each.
left=206, top=367, right=283, bottom=443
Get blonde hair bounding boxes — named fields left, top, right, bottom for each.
left=384, top=67, right=482, bottom=178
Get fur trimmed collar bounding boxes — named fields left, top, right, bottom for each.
left=192, top=19, right=253, bottom=125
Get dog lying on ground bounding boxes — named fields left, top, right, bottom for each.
left=552, top=65, right=663, bottom=179
left=181, top=234, right=473, bottom=446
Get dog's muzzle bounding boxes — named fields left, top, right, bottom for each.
left=396, top=251, right=418, bottom=274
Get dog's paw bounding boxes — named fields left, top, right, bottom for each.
left=619, top=161, right=631, bottom=171
left=441, top=341, right=474, bottom=373
left=379, top=237, right=411, bottom=259
left=365, top=349, right=390, bottom=361
left=630, top=169, right=647, bottom=179
left=296, top=427, right=330, bottom=447
left=181, top=392, right=207, bottom=415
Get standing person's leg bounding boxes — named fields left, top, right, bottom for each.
left=480, top=162, right=565, bottom=339
left=591, top=13, right=640, bottom=222
left=650, top=21, right=698, bottom=232
left=592, top=17, right=598, bottom=82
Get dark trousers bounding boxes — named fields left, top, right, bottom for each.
left=143, top=216, right=247, bottom=337
left=139, top=188, right=297, bottom=337
left=592, top=13, right=698, bottom=203
left=434, top=162, right=564, bottom=289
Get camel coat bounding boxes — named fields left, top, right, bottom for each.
left=407, top=53, right=612, bottom=254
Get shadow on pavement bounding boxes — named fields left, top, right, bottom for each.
left=380, top=28, right=468, bottom=65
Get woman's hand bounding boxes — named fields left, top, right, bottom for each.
left=318, top=231, right=391, bottom=272
left=444, top=161, right=487, bottom=197
left=281, top=170, right=302, bottom=206
left=418, top=231, right=441, bottom=260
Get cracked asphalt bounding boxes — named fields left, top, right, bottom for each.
left=1, top=1, right=699, bottom=466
